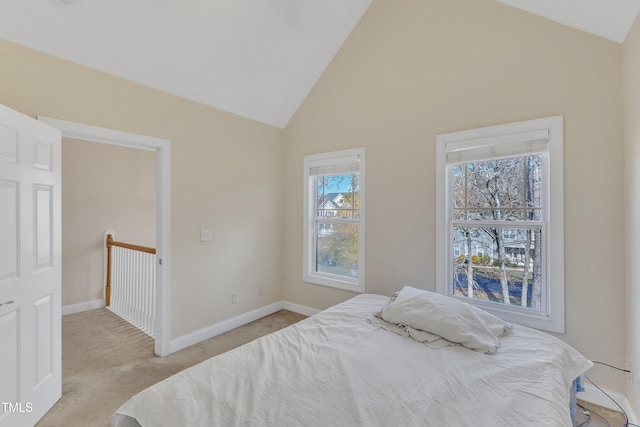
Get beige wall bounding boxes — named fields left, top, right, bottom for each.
left=62, top=138, right=156, bottom=306
left=0, top=38, right=285, bottom=338
left=284, top=0, right=626, bottom=392
left=624, top=13, right=640, bottom=415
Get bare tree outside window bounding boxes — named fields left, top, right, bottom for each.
left=452, top=155, right=543, bottom=308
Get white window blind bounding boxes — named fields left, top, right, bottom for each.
left=446, top=129, right=549, bottom=164
left=308, top=155, right=360, bottom=176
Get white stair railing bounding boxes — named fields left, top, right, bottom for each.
left=105, top=233, right=156, bottom=337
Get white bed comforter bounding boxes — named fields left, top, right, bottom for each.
left=113, top=294, right=591, bottom=427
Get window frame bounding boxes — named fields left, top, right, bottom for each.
left=303, top=147, right=365, bottom=293
left=436, top=116, right=564, bottom=333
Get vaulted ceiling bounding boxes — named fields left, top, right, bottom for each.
left=496, top=0, right=640, bottom=44
left=1, top=0, right=638, bottom=129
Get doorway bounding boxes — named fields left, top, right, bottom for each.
left=37, top=116, right=171, bottom=356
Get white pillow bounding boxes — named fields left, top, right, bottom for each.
left=381, top=287, right=512, bottom=353
left=391, top=285, right=427, bottom=302
left=374, top=286, right=426, bottom=318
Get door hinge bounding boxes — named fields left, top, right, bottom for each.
left=159, top=258, right=163, bottom=265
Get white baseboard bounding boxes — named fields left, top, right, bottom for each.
left=281, top=300, right=321, bottom=317
left=62, top=299, right=105, bottom=316
left=170, top=301, right=286, bottom=353
left=169, top=300, right=321, bottom=354
left=580, top=383, right=638, bottom=424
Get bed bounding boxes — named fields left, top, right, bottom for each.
left=113, top=290, right=592, bottom=427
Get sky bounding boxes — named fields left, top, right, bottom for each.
left=319, top=174, right=357, bottom=194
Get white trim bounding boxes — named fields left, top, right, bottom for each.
left=62, top=299, right=105, bottom=316
left=580, top=384, right=638, bottom=424
left=37, top=116, right=172, bottom=356
left=170, top=300, right=321, bottom=353
left=35, top=117, right=159, bottom=151
left=281, top=300, right=321, bottom=317
left=155, top=138, right=172, bottom=356
left=170, top=301, right=286, bottom=353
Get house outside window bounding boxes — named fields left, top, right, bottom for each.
left=436, top=116, right=564, bottom=333
left=303, top=148, right=365, bottom=293
left=454, top=244, right=461, bottom=257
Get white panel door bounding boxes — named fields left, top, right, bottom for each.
left=0, top=105, right=61, bottom=426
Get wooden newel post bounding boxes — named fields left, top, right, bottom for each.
left=106, top=234, right=113, bottom=307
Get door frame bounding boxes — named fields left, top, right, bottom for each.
left=37, top=116, right=171, bottom=356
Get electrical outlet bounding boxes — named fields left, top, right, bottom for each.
left=200, top=229, right=212, bottom=242
left=232, top=292, right=238, bottom=304
left=258, top=287, right=264, bottom=296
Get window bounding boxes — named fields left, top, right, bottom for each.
left=303, top=148, right=365, bottom=292
left=436, top=116, right=564, bottom=333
